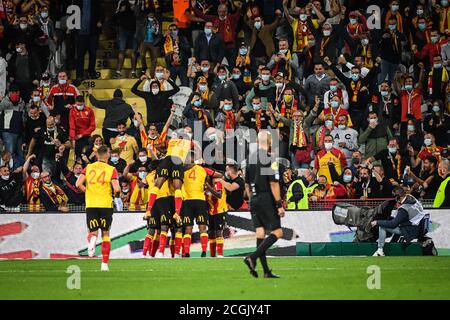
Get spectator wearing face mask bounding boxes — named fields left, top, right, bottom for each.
left=87, top=87, right=135, bottom=147
left=319, top=95, right=353, bottom=127
left=27, top=115, right=70, bottom=174
left=215, top=98, right=239, bottom=134
left=365, top=137, right=411, bottom=183
left=413, top=30, right=443, bottom=68
left=323, top=78, right=349, bottom=111
left=400, top=118, right=424, bottom=153
left=370, top=81, right=400, bottom=132
left=423, top=101, right=450, bottom=147
left=424, top=55, right=449, bottom=101
left=46, top=71, right=80, bottom=132
left=143, top=66, right=175, bottom=92
left=122, top=162, right=148, bottom=211
left=39, top=171, right=69, bottom=212
left=120, top=179, right=132, bottom=207
left=0, top=165, right=24, bottom=209
left=379, top=15, right=406, bottom=83
left=24, top=104, right=46, bottom=146
left=267, top=38, right=299, bottom=81
left=313, top=134, right=347, bottom=184
left=9, top=14, right=44, bottom=54
left=194, top=22, right=226, bottom=69
left=331, top=167, right=357, bottom=199
left=229, top=67, right=247, bottom=104
left=331, top=114, right=359, bottom=166
left=309, top=175, right=346, bottom=202
left=136, top=10, right=160, bottom=78
left=359, top=111, right=394, bottom=159
left=81, top=134, right=104, bottom=165
left=7, top=41, right=40, bottom=101
left=22, top=154, right=41, bottom=209
left=315, top=112, right=334, bottom=151
left=69, top=95, right=96, bottom=160
left=414, top=133, right=444, bottom=168
left=33, top=5, right=57, bottom=77
left=130, top=148, right=153, bottom=174
left=110, top=122, right=139, bottom=165
left=349, top=150, right=363, bottom=176
left=304, top=62, right=331, bottom=108
left=131, top=72, right=179, bottom=131
left=108, top=148, right=127, bottom=176
left=183, top=93, right=214, bottom=144
left=0, top=85, right=26, bottom=164
left=238, top=97, right=276, bottom=132
left=212, top=65, right=240, bottom=110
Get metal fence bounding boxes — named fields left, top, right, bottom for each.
left=0, top=198, right=439, bottom=213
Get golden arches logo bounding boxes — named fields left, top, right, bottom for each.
left=198, top=215, right=205, bottom=223
left=172, top=170, right=180, bottom=177
left=89, top=219, right=99, bottom=229
left=100, top=218, right=106, bottom=228
left=161, top=168, right=169, bottom=176
left=183, top=216, right=191, bottom=224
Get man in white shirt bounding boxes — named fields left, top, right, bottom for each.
left=331, top=114, right=359, bottom=166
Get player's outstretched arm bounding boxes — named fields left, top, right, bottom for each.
left=76, top=174, right=86, bottom=193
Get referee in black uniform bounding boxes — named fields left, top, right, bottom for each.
left=243, top=130, right=285, bottom=278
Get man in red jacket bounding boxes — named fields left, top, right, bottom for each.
left=69, top=96, right=96, bottom=159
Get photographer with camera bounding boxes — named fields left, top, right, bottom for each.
left=371, top=186, right=426, bottom=256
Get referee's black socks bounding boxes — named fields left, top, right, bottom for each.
left=257, top=238, right=270, bottom=274
left=250, top=234, right=278, bottom=262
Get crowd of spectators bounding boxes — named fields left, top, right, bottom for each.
left=0, top=0, right=449, bottom=212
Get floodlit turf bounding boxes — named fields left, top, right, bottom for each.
left=1, top=257, right=450, bottom=300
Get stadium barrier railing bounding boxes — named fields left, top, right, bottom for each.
left=0, top=198, right=438, bottom=213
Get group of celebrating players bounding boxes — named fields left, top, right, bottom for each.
left=76, top=130, right=228, bottom=272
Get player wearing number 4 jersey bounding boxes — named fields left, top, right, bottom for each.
left=206, top=178, right=228, bottom=258
left=180, top=158, right=221, bottom=258
left=146, top=122, right=201, bottom=226
left=76, top=146, right=122, bottom=272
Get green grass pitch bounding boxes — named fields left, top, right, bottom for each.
left=1, top=257, right=450, bottom=300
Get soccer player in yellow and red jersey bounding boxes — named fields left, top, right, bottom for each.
left=180, top=153, right=222, bottom=257
left=146, top=124, right=201, bottom=226
left=76, top=146, right=122, bottom=272
left=206, top=178, right=228, bottom=258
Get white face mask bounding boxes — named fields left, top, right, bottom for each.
left=261, top=75, right=270, bottom=82
left=275, top=82, right=283, bottom=89
left=76, top=104, right=84, bottom=111
left=32, top=96, right=41, bottom=103
left=338, top=124, right=346, bottom=130
left=424, top=138, right=432, bottom=146
left=324, top=142, right=333, bottom=150
left=151, top=88, right=159, bottom=95
left=31, top=172, right=40, bottom=180
left=139, top=156, right=148, bottom=163
left=299, top=14, right=308, bottom=21
left=155, top=72, right=164, bottom=80
left=20, top=23, right=28, bottom=30
left=323, top=30, right=331, bottom=37
left=59, top=79, right=67, bottom=85
left=138, top=172, right=147, bottom=180
left=279, top=49, right=288, bottom=54
left=1, top=175, right=10, bottom=181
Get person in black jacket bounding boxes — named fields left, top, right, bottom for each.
left=39, top=171, right=69, bottom=212
left=131, top=72, right=179, bottom=131
left=53, top=150, right=85, bottom=205
left=0, top=165, right=24, bottom=209
left=355, top=166, right=381, bottom=199
left=194, top=21, right=225, bottom=68
left=88, top=88, right=135, bottom=146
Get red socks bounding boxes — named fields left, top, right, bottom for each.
left=216, top=237, right=224, bottom=256
left=169, top=239, right=175, bottom=258
left=158, top=232, right=168, bottom=254
left=175, top=232, right=183, bottom=256
left=143, top=235, right=152, bottom=256
left=183, top=234, right=192, bottom=256
left=101, top=237, right=111, bottom=264
left=209, top=239, right=217, bottom=257
left=147, top=187, right=159, bottom=211
left=150, top=235, right=160, bottom=257
left=87, top=232, right=96, bottom=242
left=200, top=233, right=208, bottom=253
left=174, top=189, right=183, bottom=216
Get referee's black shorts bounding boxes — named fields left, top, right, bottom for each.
left=249, top=193, right=281, bottom=232
left=86, top=208, right=113, bottom=232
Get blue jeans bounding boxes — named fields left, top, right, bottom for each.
left=377, top=226, right=402, bottom=249
left=1, top=132, right=23, bottom=163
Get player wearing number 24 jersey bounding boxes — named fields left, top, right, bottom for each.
left=76, top=146, right=122, bottom=272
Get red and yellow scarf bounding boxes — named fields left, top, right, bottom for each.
left=224, top=110, right=235, bottom=130
left=350, top=81, right=362, bottom=102
left=41, top=183, right=68, bottom=206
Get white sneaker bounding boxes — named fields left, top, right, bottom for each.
left=155, top=252, right=164, bottom=259
left=88, top=235, right=97, bottom=257
left=101, top=263, right=109, bottom=271
left=217, top=255, right=224, bottom=258
left=373, top=248, right=385, bottom=256
left=174, top=254, right=181, bottom=258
